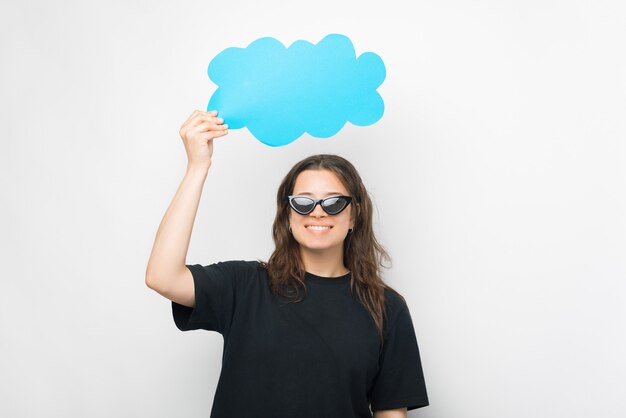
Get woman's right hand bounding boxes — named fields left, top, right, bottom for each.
left=179, top=109, right=229, bottom=169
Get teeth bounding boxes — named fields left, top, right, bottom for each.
left=306, top=225, right=331, bottom=230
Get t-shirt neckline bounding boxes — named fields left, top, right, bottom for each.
left=304, top=271, right=351, bottom=285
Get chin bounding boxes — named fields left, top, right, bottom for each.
left=302, top=244, right=334, bottom=252
left=297, top=240, right=344, bottom=253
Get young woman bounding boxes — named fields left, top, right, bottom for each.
left=146, top=110, right=429, bottom=418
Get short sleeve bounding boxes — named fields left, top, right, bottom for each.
left=369, top=305, right=429, bottom=412
left=171, top=260, right=250, bottom=335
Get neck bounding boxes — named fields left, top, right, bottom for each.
left=299, top=247, right=349, bottom=277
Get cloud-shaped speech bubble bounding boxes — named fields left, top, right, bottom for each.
left=207, top=34, right=386, bottom=147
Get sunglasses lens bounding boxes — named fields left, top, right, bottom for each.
left=322, top=197, right=348, bottom=214
left=290, top=197, right=315, bottom=214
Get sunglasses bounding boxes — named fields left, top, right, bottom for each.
left=287, top=195, right=353, bottom=215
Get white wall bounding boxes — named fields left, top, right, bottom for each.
left=1, top=1, right=624, bottom=417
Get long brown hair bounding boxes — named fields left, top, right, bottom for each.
left=261, top=154, right=405, bottom=350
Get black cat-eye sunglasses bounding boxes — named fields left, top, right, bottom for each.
left=287, top=195, right=353, bottom=215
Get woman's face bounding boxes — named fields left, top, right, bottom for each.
left=289, top=169, right=355, bottom=256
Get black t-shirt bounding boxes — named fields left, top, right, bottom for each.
left=172, top=260, right=429, bottom=417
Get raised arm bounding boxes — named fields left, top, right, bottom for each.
left=145, top=110, right=228, bottom=307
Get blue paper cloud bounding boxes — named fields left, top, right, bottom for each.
left=207, top=34, right=386, bottom=147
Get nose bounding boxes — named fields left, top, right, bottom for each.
left=310, top=202, right=327, bottom=217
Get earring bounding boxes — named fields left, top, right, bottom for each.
left=289, top=225, right=292, bottom=233
left=348, top=228, right=353, bottom=234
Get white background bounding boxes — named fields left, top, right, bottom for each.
left=1, top=1, right=625, bottom=417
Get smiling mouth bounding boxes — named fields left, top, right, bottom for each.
left=306, top=225, right=333, bottom=231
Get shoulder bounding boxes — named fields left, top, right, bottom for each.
left=195, top=260, right=266, bottom=281
left=211, top=259, right=263, bottom=271
left=382, top=286, right=410, bottom=335
left=383, top=286, right=408, bottom=315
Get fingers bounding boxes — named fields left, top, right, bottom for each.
left=182, top=109, right=218, bottom=124
left=183, top=109, right=207, bottom=125
left=181, top=110, right=228, bottom=134
left=180, top=109, right=229, bottom=141
left=191, top=114, right=221, bottom=128
left=197, top=128, right=229, bottom=142
left=196, top=121, right=228, bottom=131
left=210, top=129, right=229, bottom=139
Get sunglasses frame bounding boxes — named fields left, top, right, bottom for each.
left=287, top=195, right=353, bottom=215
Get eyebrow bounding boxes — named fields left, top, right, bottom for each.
left=294, top=192, right=345, bottom=197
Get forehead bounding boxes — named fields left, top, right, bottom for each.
left=292, top=169, right=349, bottom=196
